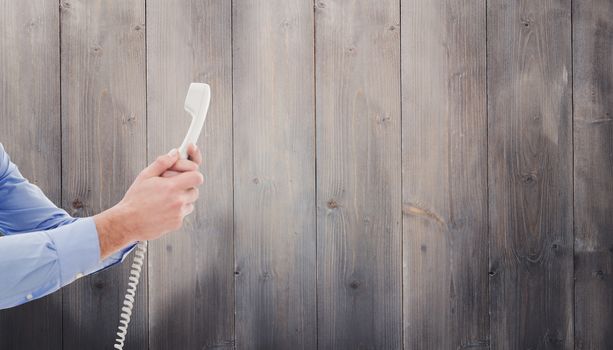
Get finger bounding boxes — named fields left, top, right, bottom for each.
left=139, top=149, right=179, bottom=179
left=170, top=170, right=204, bottom=189
left=161, top=170, right=181, bottom=178
left=168, top=159, right=198, bottom=173
left=182, top=187, right=199, bottom=203
left=187, top=144, right=202, bottom=165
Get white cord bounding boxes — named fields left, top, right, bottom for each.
left=114, top=240, right=147, bottom=350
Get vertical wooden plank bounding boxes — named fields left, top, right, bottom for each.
left=401, top=0, right=488, bottom=349
left=147, top=1, right=234, bottom=349
left=0, top=1, right=62, bottom=349
left=488, top=0, right=573, bottom=348
left=233, top=0, right=316, bottom=348
left=60, top=0, right=147, bottom=349
left=316, top=0, right=401, bottom=348
left=573, top=1, right=613, bottom=349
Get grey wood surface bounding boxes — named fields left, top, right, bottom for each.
left=232, top=1, right=316, bottom=349
left=573, top=1, right=613, bottom=349
left=488, top=0, right=574, bottom=348
left=1, top=0, right=613, bottom=349
left=316, top=0, right=402, bottom=348
left=146, top=0, right=234, bottom=349
left=59, top=0, right=148, bottom=349
left=401, top=0, right=488, bottom=348
left=0, top=1, right=62, bottom=349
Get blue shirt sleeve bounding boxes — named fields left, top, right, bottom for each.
left=0, top=143, right=135, bottom=309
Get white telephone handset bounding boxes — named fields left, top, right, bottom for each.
left=179, top=83, right=211, bottom=158
left=114, top=83, right=211, bottom=350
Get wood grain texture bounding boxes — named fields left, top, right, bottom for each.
left=316, top=0, right=402, bottom=348
left=233, top=1, right=316, bottom=349
left=573, top=1, right=613, bottom=349
left=0, top=1, right=62, bottom=349
left=487, top=0, right=573, bottom=349
left=5, top=1, right=613, bottom=348
left=146, top=1, right=234, bottom=349
left=60, top=0, right=147, bottom=349
left=401, top=0, right=488, bottom=349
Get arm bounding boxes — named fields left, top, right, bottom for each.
left=0, top=143, right=74, bottom=233
left=0, top=143, right=134, bottom=263
left=0, top=218, right=111, bottom=309
left=0, top=144, right=203, bottom=309
left=0, top=144, right=133, bottom=309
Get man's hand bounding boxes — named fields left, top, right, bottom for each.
left=93, top=145, right=203, bottom=259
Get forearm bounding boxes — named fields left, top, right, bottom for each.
left=0, top=216, right=137, bottom=309
left=93, top=206, right=137, bottom=260
left=0, top=219, right=100, bottom=309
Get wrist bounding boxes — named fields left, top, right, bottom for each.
left=93, top=205, right=137, bottom=259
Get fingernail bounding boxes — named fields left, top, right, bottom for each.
left=168, top=148, right=178, bottom=157
left=193, top=144, right=198, bottom=150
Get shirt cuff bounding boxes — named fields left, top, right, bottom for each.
left=97, top=242, right=137, bottom=272
left=46, top=217, right=101, bottom=286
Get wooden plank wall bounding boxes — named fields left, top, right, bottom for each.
left=402, top=0, right=488, bottom=349
left=147, top=0, right=234, bottom=349
left=1, top=0, right=612, bottom=349
left=316, top=0, right=401, bottom=349
left=0, top=1, right=62, bottom=349
left=60, top=1, right=148, bottom=349
left=488, top=1, right=574, bottom=349
left=233, top=1, right=316, bottom=348
left=573, top=1, right=613, bottom=349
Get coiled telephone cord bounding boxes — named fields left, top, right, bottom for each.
left=113, top=241, right=147, bottom=350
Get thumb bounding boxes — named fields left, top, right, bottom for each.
left=139, top=149, right=179, bottom=179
